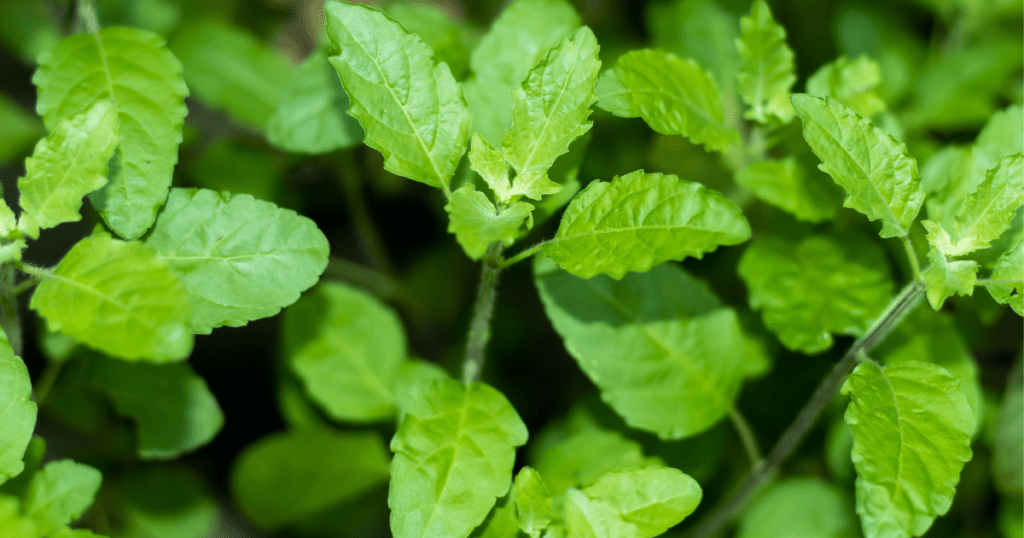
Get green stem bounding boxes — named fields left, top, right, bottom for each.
left=334, top=152, right=396, bottom=275
left=729, top=409, right=763, bottom=468
left=901, top=235, right=923, bottom=282
left=13, top=262, right=55, bottom=281
left=77, top=0, right=100, bottom=34
left=498, top=241, right=547, bottom=270
left=976, top=279, right=1022, bottom=286
left=0, top=264, right=23, bottom=356
left=689, top=281, right=925, bottom=538
left=33, top=359, right=65, bottom=405
left=11, top=276, right=42, bottom=297
left=462, top=243, right=504, bottom=384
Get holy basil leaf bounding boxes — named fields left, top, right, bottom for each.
left=23, top=460, right=102, bottom=535
left=515, top=467, right=552, bottom=538
left=737, top=233, right=894, bottom=355
left=325, top=1, right=472, bottom=191
left=582, top=467, right=702, bottom=538
left=735, top=0, right=796, bottom=124
left=806, top=55, right=886, bottom=119
left=284, top=282, right=406, bottom=423
left=992, top=360, right=1023, bottom=494
left=17, top=100, right=118, bottom=237
left=266, top=50, right=363, bottom=155
left=791, top=94, right=923, bottom=238
left=389, top=379, right=528, bottom=538
left=543, top=170, right=750, bottom=279
left=109, top=467, right=218, bottom=538
left=469, top=133, right=514, bottom=202
left=737, top=478, right=856, bottom=538
left=564, top=487, right=639, bottom=538
left=144, top=188, right=330, bottom=334
left=950, top=154, right=1024, bottom=252
left=34, top=27, right=188, bottom=240
left=393, top=361, right=451, bottom=422
left=986, top=236, right=1023, bottom=315
left=502, top=27, right=601, bottom=200
left=922, top=241, right=978, bottom=310
left=446, top=185, right=534, bottom=260
left=842, top=361, right=974, bottom=538
left=0, top=495, right=37, bottom=537
left=231, top=428, right=391, bottom=531
left=30, top=233, right=192, bottom=362
left=0, top=329, right=35, bottom=486
left=734, top=158, right=842, bottom=222
left=596, top=49, right=737, bottom=153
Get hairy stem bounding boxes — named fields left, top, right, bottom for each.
left=0, top=264, right=23, bottom=356
left=901, top=235, right=923, bottom=282
left=498, top=241, right=547, bottom=270
left=463, top=243, right=504, bottom=384
left=729, top=409, right=763, bottom=467
left=689, top=281, right=925, bottom=537
left=77, top=0, right=100, bottom=34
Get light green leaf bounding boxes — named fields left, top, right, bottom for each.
left=469, top=133, right=514, bottom=201
left=582, top=467, right=702, bottom=538
left=737, top=477, right=856, bottom=538
left=170, top=20, right=290, bottom=129
left=0, top=495, right=37, bottom=537
left=30, top=233, right=192, bottom=362
left=515, top=467, right=552, bottom=538
left=0, top=329, right=35, bottom=486
left=231, top=428, right=391, bottom=531
left=734, top=157, right=842, bottom=222
left=393, top=360, right=451, bottom=421
left=502, top=27, right=601, bottom=200
left=564, top=488, right=640, bottom=538
left=284, top=282, right=405, bottom=423
left=535, top=257, right=748, bottom=439
left=992, top=360, right=1023, bottom=494
left=596, top=49, right=737, bottom=153
left=986, top=236, right=1023, bottom=315
left=472, top=494, right=522, bottom=538
left=791, top=94, right=923, bottom=238
left=737, top=233, right=894, bottom=354
left=34, top=27, right=188, bottom=240
left=543, top=170, right=750, bottom=279
left=0, top=202, right=18, bottom=240
left=266, top=50, right=363, bottom=154
left=974, top=104, right=1024, bottom=172
left=67, top=355, right=223, bottom=460
left=919, top=220, right=984, bottom=258
left=735, top=0, right=796, bottom=123
left=110, top=467, right=218, bottom=538
left=144, top=188, right=330, bottom=334
left=842, top=361, right=974, bottom=538
left=951, top=154, right=1024, bottom=251
left=387, top=3, right=471, bottom=79
left=470, top=0, right=580, bottom=87
left=389, top=379, right=528, bottom=538
left=445, top=185, right=534, bottom=260
left=325, top=1, right=472, bottom=191
left=806, top=55, right=886, bottom=118
left=23, top=460, right=102, bottom=535
left=922, top=242, right=978, bottom=310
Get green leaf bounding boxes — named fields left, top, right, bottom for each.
left=841, top=361, right=974, bottom=538
left=110, top=467, right=218, bottom=538
left=737, top=477, right=856, bottom=538
left=992, top=360, right=1023, bottom=494
left=791, top=94, right=923, bottom=238
left=469, top=133, right=514, bottom=202
left=986, top=236, right=1023, bottom=315
left=806, top=55, right=886, bottom=118
left=266, top=50, right=364, bottom=155
left=144, top=188, right=330, bottom=334
left=922, top=240, right=978, bottom=310
left=325, top=1, right=472, bottom=191
left=596, top=49, right=737, bottom=153
left=34, top=28, right=188, bottom=240
left=502, top=27, right=601, bottom=200
left=17, top=100, right=118, bottom=237
left=170, top=20, right=290, bottom=129
left=535, top=256, right=748, bottom=439
left=67, top=355, right=223, bottom=460
left=735, top=0, right=796, bottom=123
left=564, top=488, right=640, bottom=538
left=515, top=467, right=552, bottom=538
left=231, top=428, right=391, bottom=531
left=470, top=0, right=580, bottom=87
left=0, top=495, right=37, bottom=537
left=734, top=157, right=842, bottom=222
left=389, top=379, right=528, bottom=538
left=582, top=467, right=702, bottom=538
left=542, top=170, right=750, bottom=279
left=284, top=282, right=405, bottom=422
left=23, top=460, right=102, bottom=535
left=445, top=185, right=534, bottom=260
left=974, top=104, right=1024, bottom=172
left=30, top=233, right=192, bottom=362
left=0, top=329, right=35, bottom=486
left=737, top=233, right=894, bottom=354
left=393, top=360, right=451, bottom=421
left=387, top=4, right=471, bottom=79
left=0, top=94, right=44, bottom=165
left=950, top=154, right=1024, bottom=252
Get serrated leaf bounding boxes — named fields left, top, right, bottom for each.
left=34, top=27, right=188, bottom=240
left=231, top=428, right=391, bottom=531
left=171, top=20, right=290, bottom=129
left=596, top=49, right=737, bottom=153
left=502, top=27, right=601, bottom=200
left=922, top=245, right=978, bottom=310
left=23, top=460, right=101, bottom=535
left=389, top=379, right=528, bottom=538
left=993, top=360, right=1023, bottom=494
left=737, top=478, right=856, bottom=538
left=144, top=188, right=329, bottom=334
left=446, top=185, right=534, bottom=260
left=284, top=282, right=405, bottom=422
left=30, top=233, right=192, bottom=362
left=325, top=1, right=471, bottom=191
left=737, top=233, right=894, bottom=354
left=735, top=0, right=796, bottom=123
left=582, top=467, right=702, bottom=538
left=564, top=488, right=641, bottom=538
left=734, top=157, right=842, bottom=222
left=543, top=170, right=750, bottom=279
left=842, top=361, right=974, bottom=538
left=0, top=329, right=35, bottom=486
left=535, top=257, right=748, bottom=439
left=17, top=101, right=118, bottom=236
left=986, top=236, right=1023, bottom=315
left=469, top=133, right=514, bottom=201
left=951, top=154, right=1024, bottom=251
left=791, top=94, right=923, bottom=238
left=920, top=220, right=984, bottom=258
left=515, top=468, right=552, bottom=538
left=266, top=50, right=363, bottom=154
left=806, top=55, right=886, bottom=118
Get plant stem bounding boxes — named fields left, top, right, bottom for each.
left=729, top=409, right=763, bottom=467
left=13, top=262, right=55, bottom=281
left=901, top=235, right=923, bottom=282
left=334, top=152, right=396, bottom=275
left=77, top=0, right=100, bottom=34
left=33, top=359, right=65, bottom=405
left=10, top=276, right=42, bottom=297
left=0, top=264, right=23, bottom=356
left=976, top=279, right=1023, bottom=286
left=498, top=241, right=547, bottom=270
left=462, top=243, right=504, bottom=384
left=689, top=281, right=924, bottom=538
